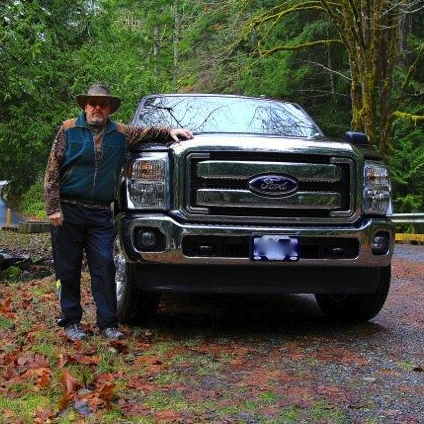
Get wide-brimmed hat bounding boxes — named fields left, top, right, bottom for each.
left=76, top=83, right=121, bottom=114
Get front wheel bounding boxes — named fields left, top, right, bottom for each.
left=114, top=237, right=161, bottom=324
left=315, top=265, right=391, bottom=322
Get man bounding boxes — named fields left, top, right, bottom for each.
left=44, top=83, right=192, bottom=341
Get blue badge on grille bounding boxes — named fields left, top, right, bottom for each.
left=248, top=174, right=299, bottom=197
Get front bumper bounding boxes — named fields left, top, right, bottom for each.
left=116, top=213, right=394, bottom=268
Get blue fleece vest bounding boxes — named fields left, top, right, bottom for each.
left=59, top=113, right=126, bottom=206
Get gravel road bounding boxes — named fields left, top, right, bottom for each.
left=150, top=243, right=424, bottom=423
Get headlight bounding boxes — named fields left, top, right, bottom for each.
left=363, top=161, right=392, bottom=215
left=128, top=152, right=169, bottom=209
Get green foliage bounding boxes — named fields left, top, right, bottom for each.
left=1, top=265, right=21, bottom=281
left=1, top=0, right=424, bottom=214
left=390, top=124, right=424, bottom=212
left=0, top=0, right=90, bottom=193
left=18, top=179, right=47, bottom=219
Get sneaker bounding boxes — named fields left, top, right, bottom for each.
left=102, top=327, right=124, bottom=340
left=64, top=323, right=87, bottom=341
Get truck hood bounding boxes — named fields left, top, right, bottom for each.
left=137, top=133, right=365, bottom=158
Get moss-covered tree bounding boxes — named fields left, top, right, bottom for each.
left=240, top=0, right=424, bottom=156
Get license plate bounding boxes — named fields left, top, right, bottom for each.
left=251, top=235, right=299, bottom=261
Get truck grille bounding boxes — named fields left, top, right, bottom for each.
left=184, top=152, right=356, bottom=222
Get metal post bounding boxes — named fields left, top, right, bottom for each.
left=6, top=208, right=11, bottom=227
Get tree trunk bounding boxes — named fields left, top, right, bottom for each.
left=173, top=2, right=181, bottom=90
left=324, top=0, right=400, bottom=154
left=153, top=24, right=160, bottom=75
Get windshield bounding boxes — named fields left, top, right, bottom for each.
left=135, top=96, right=322, bottom=137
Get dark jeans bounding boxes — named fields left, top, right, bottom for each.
left=51, top=202, right=117, bottom=329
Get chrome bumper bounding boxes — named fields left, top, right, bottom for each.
left=116, top=214, right=394, bottom=267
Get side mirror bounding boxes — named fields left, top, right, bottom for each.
left=345, top=131, right=369, bottom=146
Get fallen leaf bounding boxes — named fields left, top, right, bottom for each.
left=59, top=369, right=81, bottom=411
left=2, top=409, right=14, bottom=418
left=77, top=355, right=102, bottom=366
left=127, top=378, right=157, bottom=392
left=94, top=372, right=114, bottom=383
left=110, top=340, right=128, bottom=353
left=136, top=356, right=162, bottom=366
left=58, top=354, right=72, bottom=369
left=39, top=369, right=51, bottom=388
left=20, top=367, right=52, bottom=389
left=118, top=400, right=150, bottom=417
left=98, top=382, right=115, bottom=405
left=0, top=297, right=15, bottom=319
left=33, top=407, right=55, bottom=423
left=154, top=409, right=183, bottom=422
left=17, top=357, right=28, bottom=366
left=0, top=347, right=22, bottom=366
left=21, top=353, right=49, bottom=369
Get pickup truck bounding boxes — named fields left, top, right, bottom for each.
left=114, top=94, right=394, bottom=323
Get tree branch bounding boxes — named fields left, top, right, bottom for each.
left=300, top=60, right=351, bottom=81
left=392, top=111, right=424, bottom=124
left=250, top=2, right=326, bottom=29
left=261, top=39, right=344, bottom=56
left=402, top=41, right=424, bottom=92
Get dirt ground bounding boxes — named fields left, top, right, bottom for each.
left=1, top=234, right=423, bottom=423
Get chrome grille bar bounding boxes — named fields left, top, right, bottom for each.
left=196, top=189, right=341, bottom=210
left=197, top=161, right=341, bottom=182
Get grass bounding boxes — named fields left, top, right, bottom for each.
left=0, top=393, right=51, bottom=423
left=261, top=391, right=278, bottom=403
left=142, top=340, right=179, bottom=356
left=397, top=360, right=416, bottom=371
left=0, top=316, right=13, bottom=329
left=309, top=400, right=346, bottom=423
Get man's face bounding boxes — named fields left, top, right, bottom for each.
left=85, top=97, right=111, bottom=126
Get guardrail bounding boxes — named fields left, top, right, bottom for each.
left=388, top=213, right=424, bottom=224
left=388, top=213, right=424, bottom=243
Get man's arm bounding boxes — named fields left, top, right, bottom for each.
left=125, top=126, right=193, bottom=148
left=44, top=126, right=65, bottom=226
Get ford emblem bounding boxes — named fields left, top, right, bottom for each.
left=248, top=174, right=299, bottom=197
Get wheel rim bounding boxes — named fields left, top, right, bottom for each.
left=113, top=237, right=126, bottom=314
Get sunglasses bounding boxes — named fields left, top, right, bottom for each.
left=87, top=98, right=110, bottom=108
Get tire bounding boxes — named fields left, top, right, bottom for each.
left=114, top=237, right=161, bottom=324
left=315, top=265, right=391, bottom=322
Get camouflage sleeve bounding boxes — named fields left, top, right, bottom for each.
left=44, top=126, right=65, bottom=216
left=125, top=125, right=172, bottom=149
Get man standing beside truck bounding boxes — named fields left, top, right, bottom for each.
left=44, top=84, right=192, bottom=341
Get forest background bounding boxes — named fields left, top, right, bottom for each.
left=0, top=0, right=423, bottom=219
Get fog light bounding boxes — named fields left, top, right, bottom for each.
left=134, top=228, right=166, bottom=252
left=140, top=231, right=157, bottom=249
left=372, top=232, right=389, bottom=255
